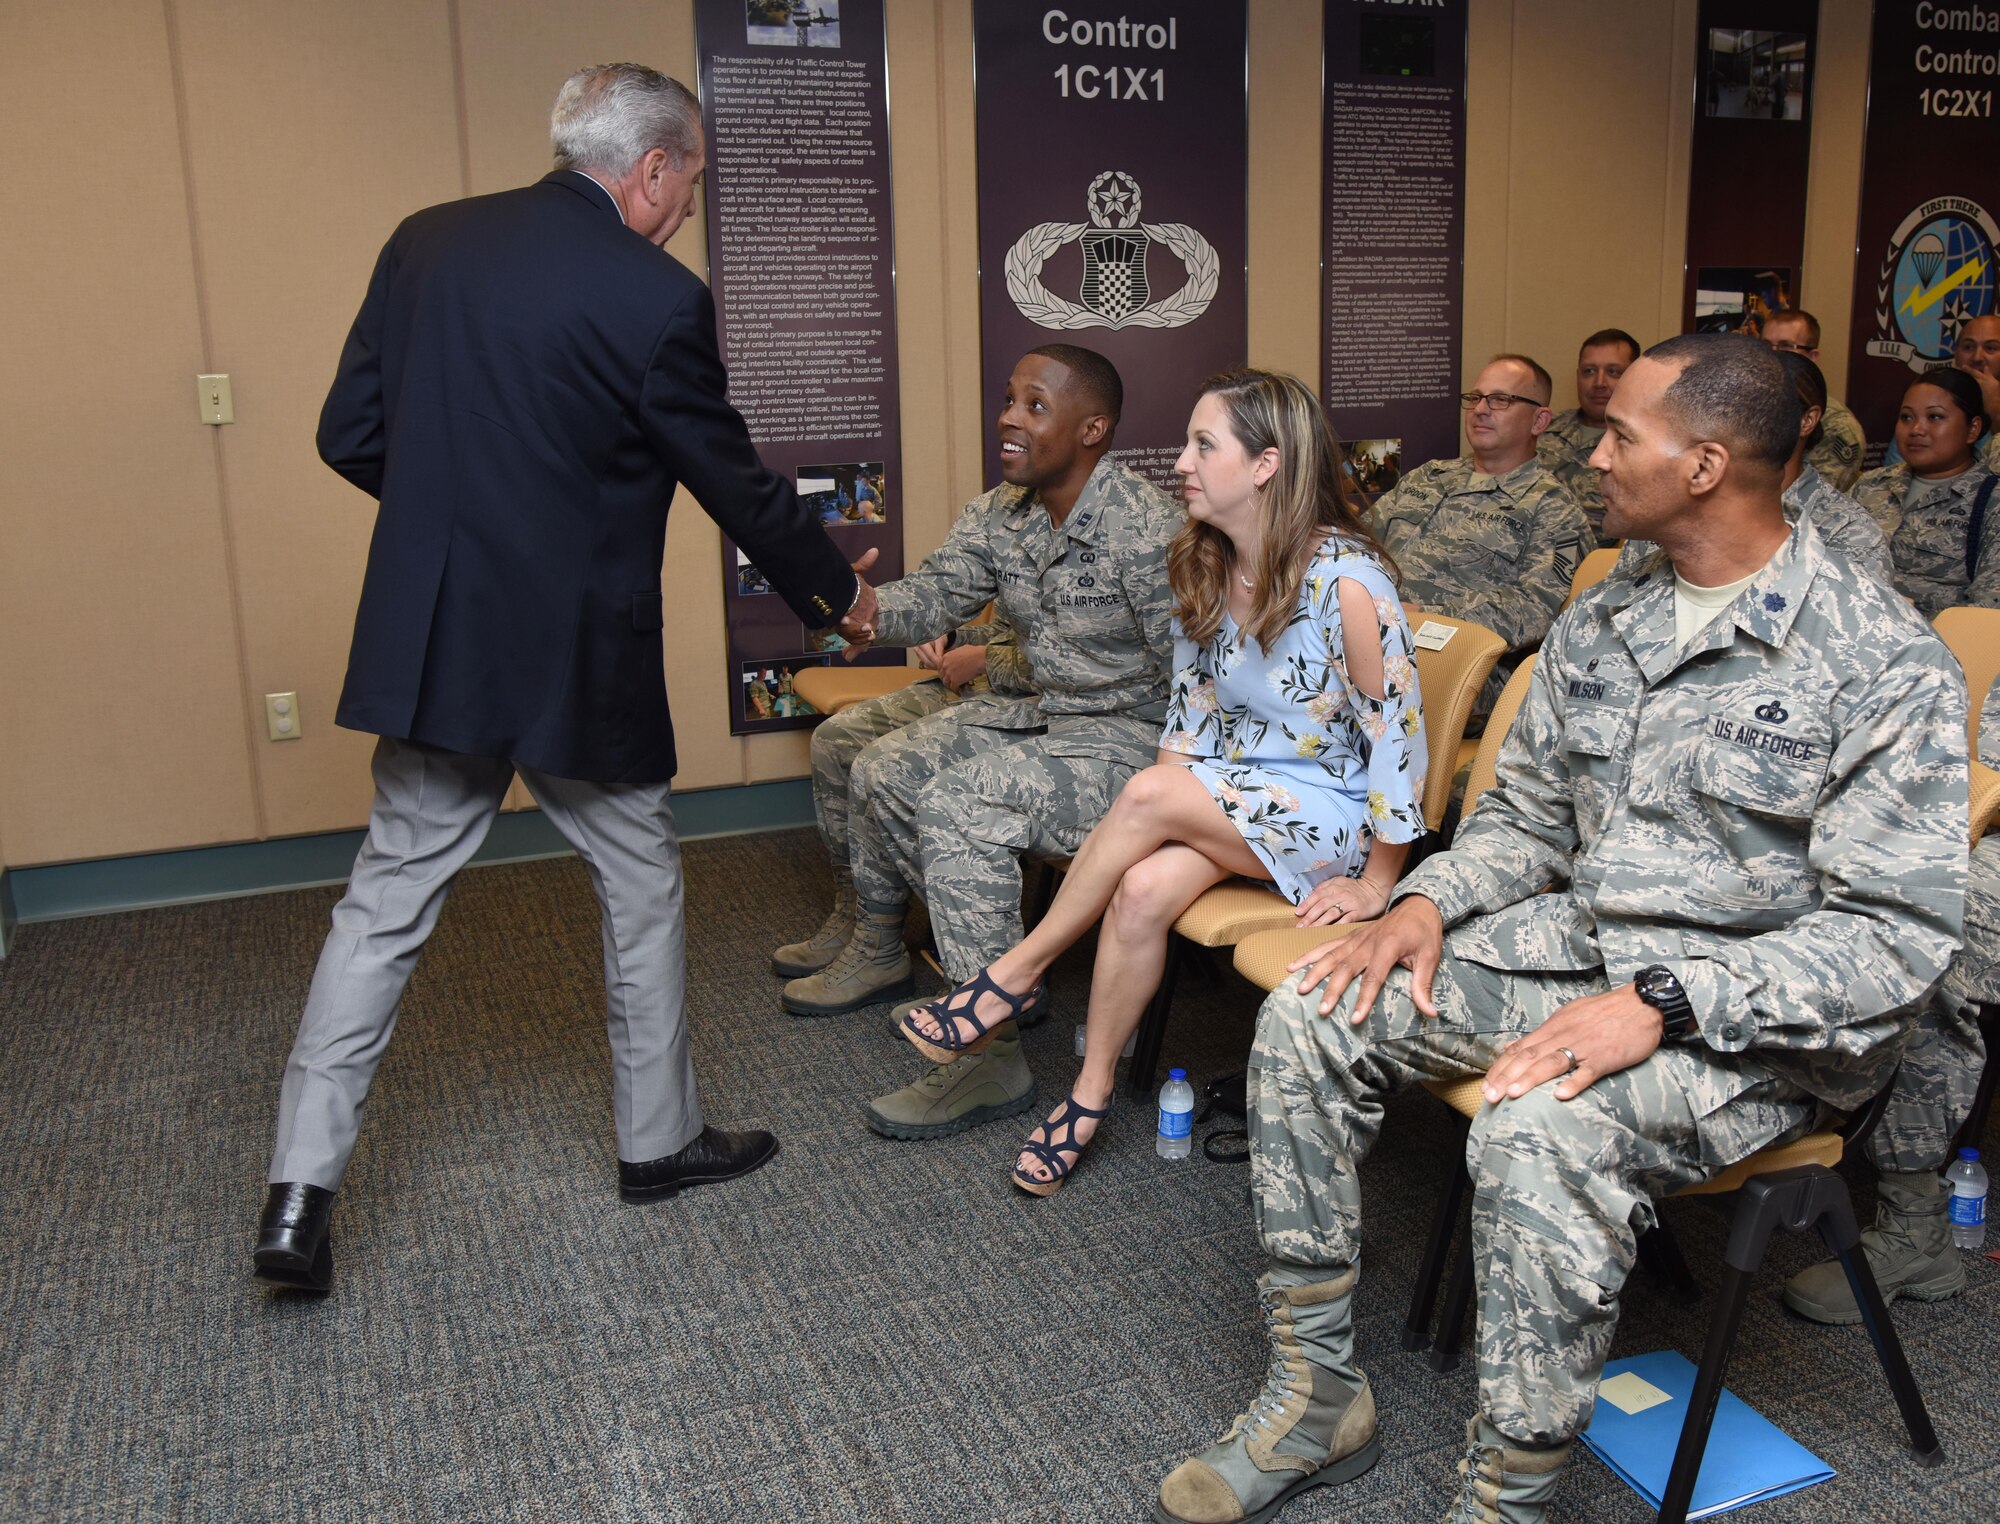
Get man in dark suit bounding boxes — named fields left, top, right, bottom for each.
left=254, top=64, right=875, bottom=1293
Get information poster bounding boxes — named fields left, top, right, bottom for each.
left=972, top=2, right=1248, bottom=489
left=697, top=0, right=905, bottom=735
left=1846, top=2, right=1999, bottom=454
left=1321, top=0, right=1469, bottom=480
left=1681, top=4, right=1818, bottom=336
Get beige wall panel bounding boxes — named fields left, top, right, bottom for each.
left=1498, top=1, right=1688, bottom=391
left=933, top=1, right=991, bottom=514
left=1463, top=0, right=1518, bottom=377
left=0, top=0, right=259, bottom=866
left=1802, top=0, right=1871, bottom=390
left=171, top=0, right=466, bottom=839
left=1247, top=0, right=1324, bottom=386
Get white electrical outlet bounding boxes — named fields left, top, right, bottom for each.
left=265, top=692, right=302, bottom=741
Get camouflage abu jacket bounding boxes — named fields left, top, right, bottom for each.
left=1399, top=516, right=1968, bottom=1108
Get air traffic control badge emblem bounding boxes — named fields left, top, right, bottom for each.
left=1005, top=171, right=1219, bottom=331
left=1864, top=196, right=1998, bottom=373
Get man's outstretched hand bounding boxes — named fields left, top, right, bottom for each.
left=837, top=547, right=880, bottom=654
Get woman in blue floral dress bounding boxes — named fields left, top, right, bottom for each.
left=898, top=369, right=1427, bottom=1191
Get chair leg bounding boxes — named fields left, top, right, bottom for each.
left=1657, top=1262, right=1755, bottom=1524
left=1427, top=1222, right=1476, bottom=1373
left=1637, top=1218, right=1701, bottom=1305
left=1404, top=1123, right=1472, bottom=1352
left=1818, top=1195, right=1945, bottom=1464
left=1952, top=1004, right=1998, bottom=1153
left=1124, top=936, right=1184, bottom=1101
left=1027, top=861, right=1063, bottom=932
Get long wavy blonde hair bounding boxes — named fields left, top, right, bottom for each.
left=1168, top=368, right=1395, bottom=653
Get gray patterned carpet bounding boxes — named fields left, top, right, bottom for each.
left=1, top=826, right=1995, bottom=1523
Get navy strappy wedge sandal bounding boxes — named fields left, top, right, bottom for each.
left=898, top=967, right=1043, bottom=1064
left=1012, top=1094, right=1111, bottom=1196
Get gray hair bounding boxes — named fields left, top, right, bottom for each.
left=550, top=64, right=701, bottom=177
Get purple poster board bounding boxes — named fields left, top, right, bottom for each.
left=697, top=0, right=905, bottom=735
left=1321, top=0, right=1468, bottom=477
left=971, top=2, right=1249, bottom=490
left=1847, top=3, right=2000, bottom=452
left=1682, top=4, right=1818, bottom=336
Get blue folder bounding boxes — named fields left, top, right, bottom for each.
left=1578, top=1351, right=1835, bottom=1519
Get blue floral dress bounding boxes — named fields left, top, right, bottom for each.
left=1160, top=537, right=1427, bottom=903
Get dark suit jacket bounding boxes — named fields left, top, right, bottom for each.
left=318, top=170, right=856, bottom=784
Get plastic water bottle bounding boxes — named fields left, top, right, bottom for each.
left=1157, top=1068, right=1195, bottom=1160
left=1076, top=1023, right=1138, bottom=1059
left=1946, top=1147, right=1988, bottom=1250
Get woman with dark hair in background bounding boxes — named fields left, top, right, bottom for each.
left=896, top=369, right=1428, bottom=1193
left=1852, top=367, right=1999, bottom=615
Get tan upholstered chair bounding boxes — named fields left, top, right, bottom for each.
left=792, top=603, right=999, bottom=717
left=1934, top=605, right=2000, bottom=740
left=1565, top=546, right=1622, bottom=607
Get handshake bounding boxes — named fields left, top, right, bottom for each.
left=834, top=547, right=881, bottom=658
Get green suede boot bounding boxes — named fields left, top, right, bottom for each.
left=1444, top=1417, right=1572, bottom=1524
left=1782, top=1169, right=1967, bottom=1325
left=770, top=868, right=857, bottom=978
left=1154, top=1265, right=1380, bottom=1524
left=781, top=901, right=914, bottom=1016
left=862, top=1034, right=1037, bottom=1139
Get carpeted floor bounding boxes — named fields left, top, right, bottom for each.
left=1, top=827, right=1995, bottom=1523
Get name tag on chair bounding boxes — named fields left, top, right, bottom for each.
left=1413, top=621, right=1458, bottom=651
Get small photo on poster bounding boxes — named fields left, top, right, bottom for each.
left=1359, top=15, right=1435, bottom=80
left=741, top=657, right=827, bottom=721
left=746, top=0, right=840, bottom=49
left=805, top=624, right=850, bottom=654
left=1694, top=267, right=1793, bottom=335
left=1704, top=31, right=1806, bottom=120
left=1339, top=438, right=1402, bottom=501
left=735, top=548, right=773, bottom=597
left=799, top=461, right=888, bottom=527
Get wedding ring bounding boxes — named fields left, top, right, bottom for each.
left=1556, top=1046, right=1580, bottom=1077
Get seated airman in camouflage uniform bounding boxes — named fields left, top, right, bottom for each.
left=1534, top=327, right=1639, bottom=539
left=1851, top=367, right=1999, bottom=617
left=770, top=344, right=1178, bottom=1139
left=1613, top=349, right=1892, bottom=585
left=1760, top=308, right=1867, bottom=489
left=1371, top=354, right=1592, bottom=734
left=1785, top=669, right=1999, bottom=1321
left=1154, top=336, right=1967, bottom=1524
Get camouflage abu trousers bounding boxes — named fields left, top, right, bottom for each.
left=1871, top=838, right=1997, bottom=1172
left=832, top=695, right=1156, bottom=981
left=808, top=678, right=956, bottom=867
left=1250, top=944, right=1815, bottom=1447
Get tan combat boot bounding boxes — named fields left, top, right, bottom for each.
left=780, top=901, right=914, bottom=1016
left=1782, top=1169, right=1966, bottom=1324
left=1155, top=1265, right=1380, bottom=1524
left=771, top=868, right=858, bottom=978
left=862, top=1035, right=1038, bottom=1139
left=1443, top=1417, right=1571, bottom=1523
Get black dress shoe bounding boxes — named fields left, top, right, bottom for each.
left=253, top=1182, right=334, bottom=1292
left=619, top=1126, right=779, bottom=1201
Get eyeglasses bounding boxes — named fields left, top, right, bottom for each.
left=1766, top=339, right=1816, bottom=354
left=1458, top=391, right=1544, bottom=411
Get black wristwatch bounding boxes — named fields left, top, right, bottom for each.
left=1633, top=965, right=1696, bottom=1041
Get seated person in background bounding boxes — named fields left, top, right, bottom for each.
left=1535, top=327, right=1639, bottom=537
left=1153, top=334, right=1967, bottom=1524
left=1613, top=349, right=1891, bottom=584
left=1786, top=669, right=1999, bottom=1323
left=1883, top=315, right=2000, bottom=471
left=1370, top=353, right=1591, bottom=732
left=893, top=370, right=1426, bottom=1193
left=771, top=344, right=1180, bottom=1143
left=1759, top=307, right=1867, bottom=488
left=1851, top=368, right=1998, bottom=615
